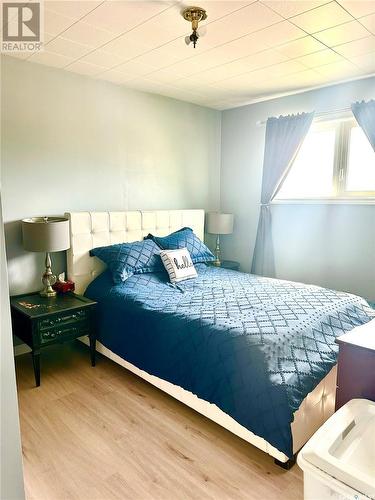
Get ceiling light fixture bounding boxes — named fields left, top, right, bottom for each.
left=182, top=6, right=207, bottom=48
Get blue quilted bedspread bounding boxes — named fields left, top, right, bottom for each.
left=85, top=265, right=375, bottom=458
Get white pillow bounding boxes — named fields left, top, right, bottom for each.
left=160, top=248, right=198, bottom=284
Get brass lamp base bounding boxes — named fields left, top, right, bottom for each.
left=39, top=287, right=56, bottom=298
left=214, top=234, right=221, bottom=266
left=40, top=252, right=57, bottom=298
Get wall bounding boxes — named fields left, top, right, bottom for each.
left=0, top=193, right=25, bottom=500
left=1, top=55, right=221, bottom=295
left=221, top=76, right=375, bottom=301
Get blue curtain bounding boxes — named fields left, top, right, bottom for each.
left=251, top=112, right=315, bottom=277
left=351, top=100, right=375, bottom=151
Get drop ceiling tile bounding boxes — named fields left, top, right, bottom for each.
left=189, top=61, right=251, bottom=83
left=114, top=60, right=155, bottom=77
left=132, top=47, right=184, bottom=69
left=191, top=47, right=237, bottom=67
left=44, top=32, right=55, bottom=44
left=203, top=2, right=283, bottom=46
left=44, top=1, right=102, bottom=21
left=349, top=51, right=375, bottom=70
left=260, top=0, right=330, bottom=18
left=334, top=36, right=375, bottom=57
left=135, top=83, right=205, bottom=104
left=212, top=75, right=263, bottom=92
left=152, top=59, right=201, bottom=78
left=359, top=13, right=375, bottom=34
left=28, top=50, right=74, bottom=68
left=46, top=37, right=92, bottom=59
left=337, top=1, right=375, bottom=18
left=219, top=31, right=271, bottom=58
left=242, top=48, right=289, bottom=70
left=80, top=49, right=126, bottom=68
left=62, top=21, right=115, bottom=48
left=171, top=77, right=210, bottom=92
left=163, top=50, right=235, bottom=78
left=257, top=21, right=307, bottom=48
left=270, top=69, right=324, bottom=92
left=197, top=1, right=255, bottom=22
left=146, top=68, right=189, bottom=83
left=119, top=22, right=183, bottom=48
left=287, top=68, right=324, bottom=83
left=276, top=35, right=326, bottom=58
left=100, top=34, right=150, bottom=59
left=123, top=78, right=171, bottom=94
left=267, top=59, right=307, bottom=76
left=44, top=9, right=76, bottom=36
left=291, top=2, right=353, bottom=33
left=194, top=46, right=240, bottom=66
left=298, top=48, right=343, bottom=67
left=82, top=1, right=171, bottom=35
left=314, top=20, right=370, bottom=45
left=65, top=60, right=105, bottom=76
left=316, top=59, right=362, bottom=77
left=96, top=70, right=138, bottom=84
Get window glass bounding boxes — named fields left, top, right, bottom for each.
left=346, top=126, right=375, bottom=192
left=276, top=127, right=336, bottom=199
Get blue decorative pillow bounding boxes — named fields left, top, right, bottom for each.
left=90, top=239, right=164, bottom=284
left=146, top=227, right=215, bottom=264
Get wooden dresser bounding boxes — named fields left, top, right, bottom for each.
left=335, top=320, right=375, bottom=411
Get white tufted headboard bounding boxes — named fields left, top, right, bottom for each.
left=65, top=209, right=205, bottom=294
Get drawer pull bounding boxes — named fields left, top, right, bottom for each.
left=40, top=310, right=87, bottom=330
left=40, top=325, right=86, bottom=342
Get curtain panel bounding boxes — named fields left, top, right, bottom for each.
left=251, top=111, right=315, bottom=277
left=351, top=99, right=375, bottom=152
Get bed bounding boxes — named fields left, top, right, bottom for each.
left=65, top=209, right=375, bottom=465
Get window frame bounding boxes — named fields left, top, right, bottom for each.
left=274, top=114, right=375, bottom=203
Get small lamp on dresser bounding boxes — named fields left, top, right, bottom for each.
left=206, top=212, right=234, bottom=266
left=22, top=216, right=70, bottom=297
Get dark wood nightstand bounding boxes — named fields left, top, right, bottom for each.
left=215, top=260, right=240, bottom=271
left=11, top=292, right=97, bottom=387
left=335, top=321, right=375, bottom=411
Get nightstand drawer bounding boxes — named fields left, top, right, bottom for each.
left=39, top=309, right=88, bottom=331
left=39, top=323, right=89, bottom=344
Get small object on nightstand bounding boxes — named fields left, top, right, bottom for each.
left=11, top=292, right=97, bottom=387
left=335, top=321, right=375, bottom=411
left=52, top=272, right=75, bottom=294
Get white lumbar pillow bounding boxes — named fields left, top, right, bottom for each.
left=160, top=248, right=198, bottom=284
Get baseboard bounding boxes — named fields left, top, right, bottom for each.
left=14, top=343, right=31, bottom=356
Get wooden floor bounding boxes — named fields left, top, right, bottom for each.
left=15, top=342, right=303, bottom=500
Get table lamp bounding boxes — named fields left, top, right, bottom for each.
left=22, top=216, right=70, bottom=297
left=206, top=212, right=234, bottom=266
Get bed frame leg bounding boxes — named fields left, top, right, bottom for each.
left=274, top=455, right=296, bottom=470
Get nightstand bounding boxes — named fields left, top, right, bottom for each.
left=11, top=292, right=97, bottom=387
left=212, top=260, right=240, bottom=271
left=335, top=321, right=375, bottom=411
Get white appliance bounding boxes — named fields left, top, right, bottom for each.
left=298, top=399, right=375, bottom=500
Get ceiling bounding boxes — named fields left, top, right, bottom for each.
left=8, top=0, right=375, bottom=109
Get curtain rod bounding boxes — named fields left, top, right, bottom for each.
left=256, top=106, right=352, bottom=127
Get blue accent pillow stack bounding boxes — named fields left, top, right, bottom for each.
left=146, top=227, right=215, bottom=264
left=90, top=239, right=164, bottom=284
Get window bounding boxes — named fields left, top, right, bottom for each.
left=275, top=117, right=375, bottom=201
